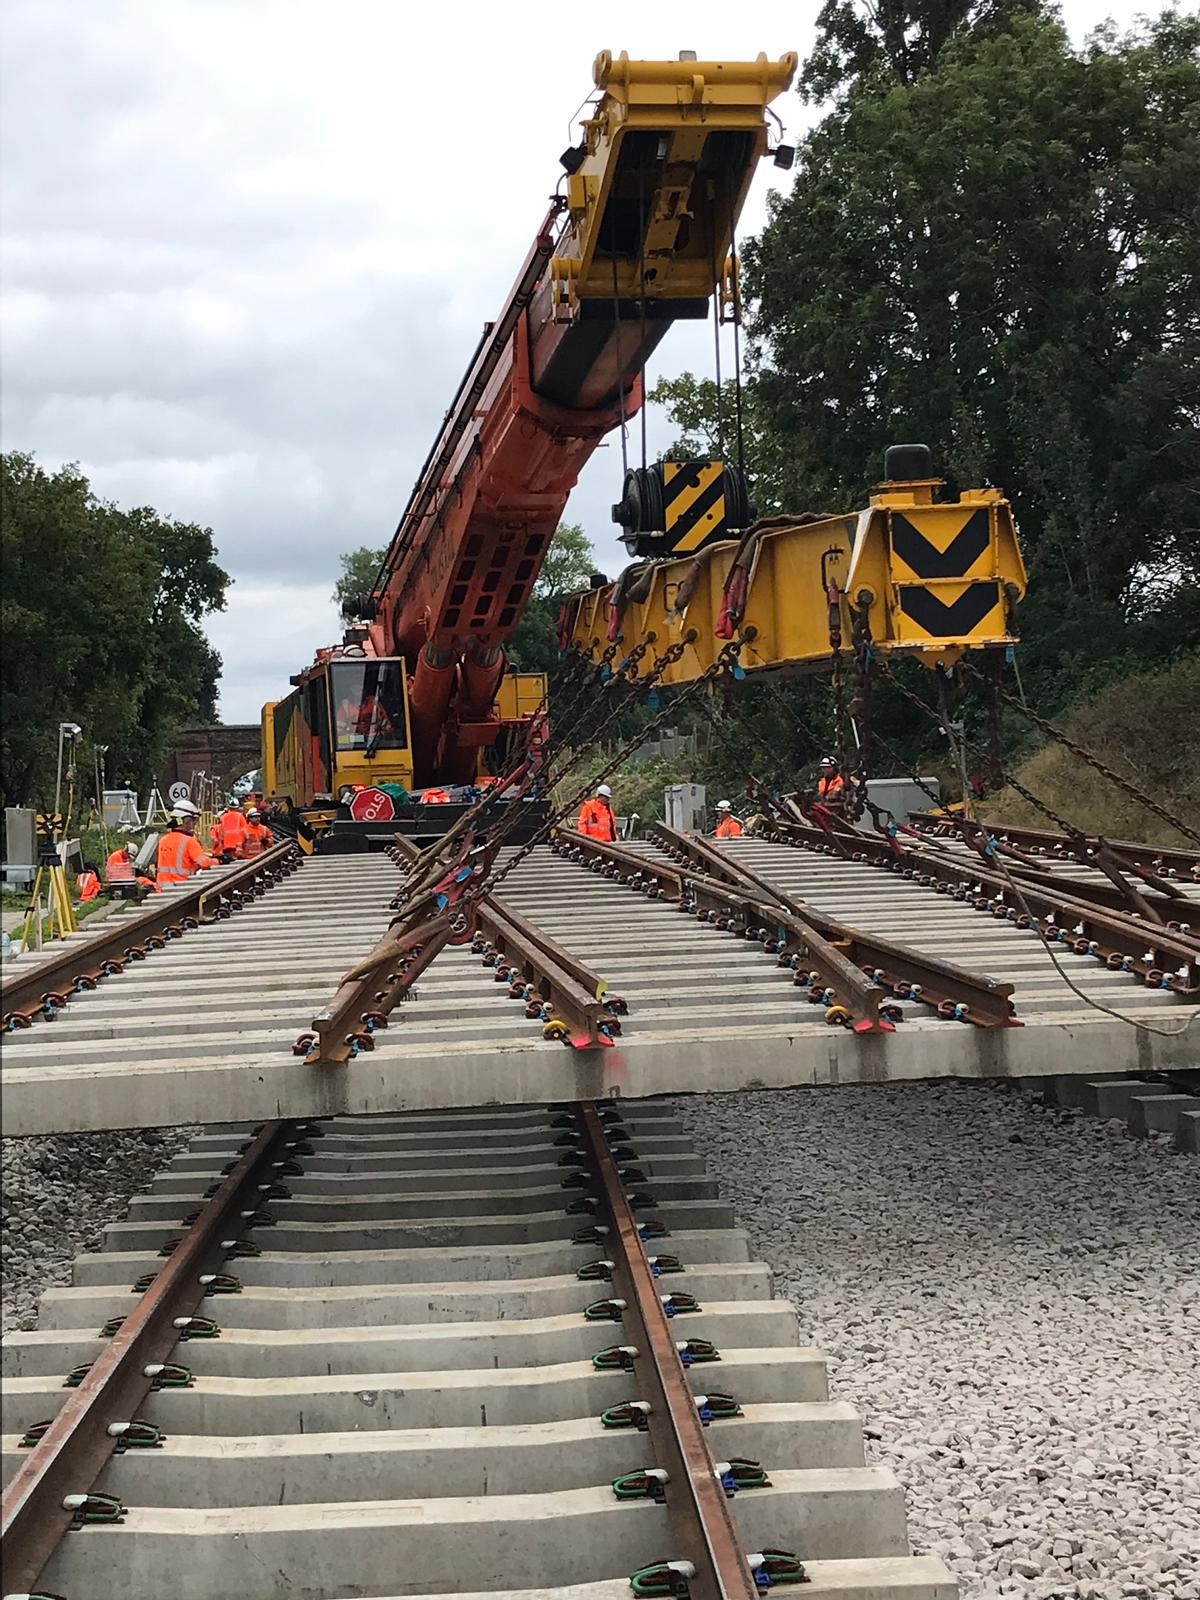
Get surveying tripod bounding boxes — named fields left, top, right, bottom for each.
left=18, top=813, right=78, bottom=949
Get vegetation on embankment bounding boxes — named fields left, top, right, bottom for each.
left=983, top=655, right=1200, bottom=848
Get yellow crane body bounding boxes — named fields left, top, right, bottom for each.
left=562, top=470, right=1028, bottom=685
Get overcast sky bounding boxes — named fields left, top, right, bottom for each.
left=1, top=0, right=1150, bottom=722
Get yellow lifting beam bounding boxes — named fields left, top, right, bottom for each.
left=563, top=465, right=1028, bottom=685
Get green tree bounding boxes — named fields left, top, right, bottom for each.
left=333, top=546, right=385, bottom=619
left=0, top=452, right=228, bottom=807
left=744, top=8, right=1200, bottom=706
left=801, top=0, right=1038, bottom=100
left=507, top=523, right=598, bottom=675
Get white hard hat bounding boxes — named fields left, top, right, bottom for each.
left=246, top=807, right=261, bottom=818
left=172, top=798, right=200, bottom=817
left=124, top=840, right=138, bottom=854
left=819, top=756, right=836, bottom=768
left=597, top=784, right=613, bottom=798
left=227, top=797, right=241, bottom=808
left=717, top=800, right=732, bottom=810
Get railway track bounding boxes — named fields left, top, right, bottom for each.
left=1, top=1101, right=957, bottom=1600
left=3, top=826, right=1196, bottom=1596
left=3, top=832, right=1199, bottom=1137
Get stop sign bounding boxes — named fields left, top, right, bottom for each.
left=348, top=786, right=396, bottom=823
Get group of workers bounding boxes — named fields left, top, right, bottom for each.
left=76, top=792, right=276, bottom=904
left=574, top=754, right=849, bottom=844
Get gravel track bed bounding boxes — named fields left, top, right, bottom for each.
left=674, top=1081, right=1199, bottom=1600
left=2, top=1127, right=194, bottom=1332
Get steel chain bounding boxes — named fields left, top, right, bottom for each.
left=481, top=639, right=747, bottom=899
left=875, top=659, right=1089, bottom=839
left=965, top=667, right=1200, bottom=848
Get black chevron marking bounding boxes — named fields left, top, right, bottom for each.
left=899, top=582, right=1000, bottom=638
left=891, top=509, right=990, bottom=579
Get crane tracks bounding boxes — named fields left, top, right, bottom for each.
left=1, top=1101, right=957, bottom=1600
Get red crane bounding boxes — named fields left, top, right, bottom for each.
left=359, top=49, right=797, bottom=785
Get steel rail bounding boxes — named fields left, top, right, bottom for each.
left=560, top=832, right=896, bottom=1030
left=754, top=819, right=1200, bottom=1000
left=306, top=914, right=457, bottom=1064
left=385, top=831, right=621, bottom=1049
left=0, top=1119, right=301, bottom=1594
left=575, top=1102, right=761, bottom=1600
left=1, top=842, right=300, bottom=1031
left=643, top=827, right=1017, bottom=1028
left=909, top=813, right=1200, bottom=881
left=473, top=897, right=620, bottom=1049
left=758, top=813, right=1194, bottom=930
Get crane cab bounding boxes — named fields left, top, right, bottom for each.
left=262, top=653, right=547, bottom=852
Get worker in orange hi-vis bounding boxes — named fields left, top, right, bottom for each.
left=157, top=801, right=218, bottom=885
left=75, top=864, right=103, bottom=902
left=240, top=807, right=274, bottom=857
left=419, top=788, right=452, bottom=805
left=211, top=798, right=250, bottom=862
left=578, top=783, right=618, bottom=841
left=713, top=800, right=744, bottom=838
left=816, top=757, right=846, bottom=802
left=106, top=839, right=164, bottom=896
left=105, top=840, right=138, bottom=887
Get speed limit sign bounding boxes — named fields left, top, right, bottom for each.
left=168, top=782, right=192, bottom=803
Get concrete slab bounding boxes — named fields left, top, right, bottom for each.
left=1127, top=1092, right=1200, bottom=1137
left=6, top=1010, right=1197, bottom=1137
left=3, top=1403, right=866, bottom=1500
left=34, top=1471, right=911, bottom=1598
left=4, top=844, right=1197, bottom=1136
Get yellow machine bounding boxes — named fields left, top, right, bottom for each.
left=265, top=48, right=799, bottom=850
left=262, top=661, right=547, bottom=850
left=562, top=445, right=1028, bottom=683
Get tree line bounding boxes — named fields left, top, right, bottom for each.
left=640, top=2, right=1200, bottom=809
left=655, top=3, right=1199, bottom=724
left=1, top=452, right=229, bottom=810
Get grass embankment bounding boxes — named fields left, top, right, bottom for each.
left=984, top=655, right=1199, bottom=847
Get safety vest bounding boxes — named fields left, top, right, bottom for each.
left=715, top=815, right=744, bottom=838
left=420, top=789, right=451, bottom=805
left=106, top=848, right=135, bottom=883
left=157, top=829, right=211, bottom=885
left=214, top=810, right=249, bottom=852
left=241, top=822, right=272, bottom=857
left=817, top=774, right=845, bottom=798
left=77, top=870, right=102, bottom=902
left=578, top=798, right=617, bottom=841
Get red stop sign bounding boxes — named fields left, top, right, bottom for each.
left=348, top=787, right=396, bottom=823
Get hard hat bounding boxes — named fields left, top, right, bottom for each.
left=819, top=756, right=836, bottom=768
left=227, top=797, right=241, bottom=808
left=124, top=841, right=138, bottom=855
left=717, top=800, right=732, bottom=810
left=246, top=808, right=261, bottom=819
left=597, top=784, right=613, bottom=798
left=172, top=798, right=200, bottom=817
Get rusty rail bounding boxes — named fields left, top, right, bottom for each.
left=652, top=825, right=1018, bottom=1028
left=394, top=832, right=621, bottom=1050
left=749, top=812, right=1194, bottom=929
left=473, top=896, right=621, bottom=1049
left=300, top=832, right=621, bottom=1060
left=751, top=818, right=1200, bottom=1001
left=557, top=828, right=1013, bottom=1029
left=909, top=813, right=1200, bottom=882
left=1, top=1118, right=304, bottom=1593
left=573, top=1102, right=768, bottom=1600
left=1, top=842, right=300, bottom=1032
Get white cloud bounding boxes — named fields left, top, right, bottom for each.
left=1, top=0, right=1147, bottom=720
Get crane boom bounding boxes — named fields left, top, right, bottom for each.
left=362, top=50, right=797, bottom=781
